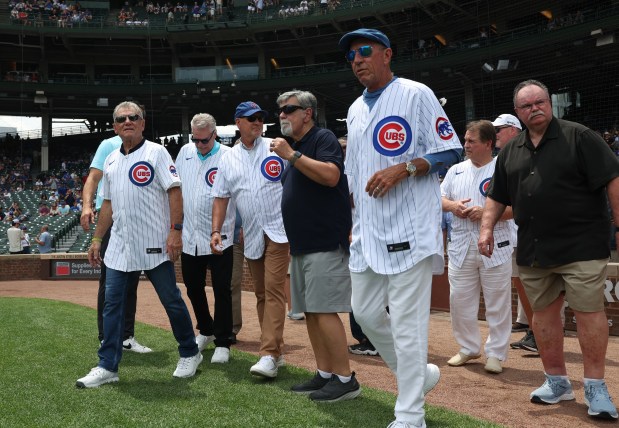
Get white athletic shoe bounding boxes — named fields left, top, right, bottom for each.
left=250, top=355, right=278, bottom=378
left=173, top=353, right=203, bottom=378
left=423, top=364, right=440, bottom=395
left=122, top=336, right=153, bottom=353
left=211, top=347, right=230, bottom=364
left=195, top=334, right=215, bottom=352
left=76, top=367, right=119, bottom=388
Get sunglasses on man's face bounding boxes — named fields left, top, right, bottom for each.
left=114, top=114, right=142, bottom=124
left=278, top=105, right=306, bottom=115
left=191, top=129, right=216, bottom=145
left=244, top=115, right=264, bottom=123
left=346, top=45, right=373, bottom=62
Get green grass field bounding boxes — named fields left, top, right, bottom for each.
left=0, top=297, right=502, bottom=428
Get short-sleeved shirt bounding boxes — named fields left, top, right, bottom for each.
left=345, top=77, right=462, bottom=275
left=281, top=126, right=351, bottom=255
left=441, top=157, right=512, bottom=269
left=176, top=141, right=237, bottom=256
left=211, top=137, right=288, bottom=260
left=102, top=140, right=181, bottom=271
left=488, top=117, right=619, bottom=267
left=90, top=135, right=122, bottom=210
left=38, top=231, right=52, bottom=253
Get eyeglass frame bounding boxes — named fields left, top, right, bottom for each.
left=242, top=115, right=265, bottom=123
left=345, top=45, right=374, bottom=62
left=113, top=114, right=142, bottom=124
left=278, top=104, right=307, bottom=116
left=515, top=98, right=549, bottom=111
left=191, top=129, right=216, bottom=145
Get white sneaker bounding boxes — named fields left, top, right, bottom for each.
left=76, top=367, right=119, bottom=388
left=211, top=347, right=230, bottom=364
left=195, top=334, right=215, bottom=352
left=122, top=336, right=153, bottom=353
left=423, top=364, right=440, bottom=395
left=173, top=353, right=203, bottom=378
left=287, top=311, right=305, bottom=320
left=250, top=355, right=278, bottom=378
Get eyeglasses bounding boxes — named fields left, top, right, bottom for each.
left=345, top=45, right=373, bottom=62
left=114, top=114, right=142, bottom=123
left=244, top=115, right=264, bottom=123
left=191, top=129, right=216, bottom=145
left=494, top=126, right=509, bottom=132
left=278, top=105, right=305, bottom=115
left=515, top=99, right=549, bottom=111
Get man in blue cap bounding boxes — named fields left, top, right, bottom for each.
left=210, top=101, right=290, bottom=379
left=339, top=28, right=462, bottom=428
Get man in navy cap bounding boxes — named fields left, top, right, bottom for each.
left=339, top=28, right=462, bottom=428
left=211, top=101, right=290, bottom=379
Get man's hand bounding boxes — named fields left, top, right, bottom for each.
left=166, top=230, right=182, bottom=262
left=365, top=163, right=408, bottom=198
left=80, top=205, right=95, bottom=231
left=88, top=241, right=102, bottom=267
left=478, top=229, right=494, bottom=258
left=270, top=137, right=294, bottom=160
left=210, top=232, right=223, bottom=255
left=463, top=205, right=483, bottom=222
left=451, top=198, right=472, bottom=219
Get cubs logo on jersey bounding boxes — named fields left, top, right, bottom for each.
left=479, top=177, right=492, bottom=197
left=372, top=116, right=412, bottom=156
left=129, top=161, right=155, bottom=186
left=205, top=167, right=218, bottom=187
left=260, top=156, right=284, bottom=182
left=435, top=117, right=454, bottom=141
left=169, top=165, right=178, bottom=177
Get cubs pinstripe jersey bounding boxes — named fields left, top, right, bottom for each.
left=345, top=77, right=462, bottom=275
left=176, top=142, right=237, bottom=255
left=102, top=140, right=181, bottom=272
left=441, top=157, right=513, bottom=269
left=211, top=137, right=288, bottom=260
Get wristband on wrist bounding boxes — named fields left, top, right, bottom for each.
left=211, top=230, right=221, bottom=236
left=91, top=237, right=103, bottom=243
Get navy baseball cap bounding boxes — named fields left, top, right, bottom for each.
left=234, top=101, right=268, bottom=120
left=338, top=28, right=391, bottom=52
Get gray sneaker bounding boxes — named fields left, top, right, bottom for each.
left=530, top=374, right=575, bottom=404
left=309, top=372, right=361, bottom=402
left=291, top=371, right=330, bottom=395
left=585, top=381, right=619, bottom=420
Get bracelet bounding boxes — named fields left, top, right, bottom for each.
left=91, top=237, right=103, bottom=243
left=211, top=230, right=221, bottom=236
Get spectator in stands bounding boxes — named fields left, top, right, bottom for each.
left=58, top=200, right=71, bottom=216
left=39, top=202, right=50, bottom=216
left=65, top=189, right=76, bottom=207
left=49, top=201, right=60, bottom=216
left=35, top=225, right=53, bottom=254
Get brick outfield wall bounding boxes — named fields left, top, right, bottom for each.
left=3, top=254, right=619, bottom=335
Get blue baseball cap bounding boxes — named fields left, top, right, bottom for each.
left=234, top=101, right=268, bottom=120
left=338, top=28, right=391, bottom=52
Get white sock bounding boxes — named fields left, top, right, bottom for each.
left=317, top=369, right=331, bottom=379
left=336, top=374, right=352, bottom=383
left=584, top=378, right=604, bottom=386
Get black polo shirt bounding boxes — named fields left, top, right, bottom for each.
left=281, top=126, right=352, bottom=255
left=488, top=117, right=619, bottom=267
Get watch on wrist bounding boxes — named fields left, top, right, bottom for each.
left=406, top=160, right=418, bottom=177
left=289, top=151, right=303, bottom=166
left=171, top=223, right=183, bottom=231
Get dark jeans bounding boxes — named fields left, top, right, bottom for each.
left=98, top=261, right=198, bottom=372
left=181, top=246, right=234, bottom=348
left=97, top=226, right=140, bottom=342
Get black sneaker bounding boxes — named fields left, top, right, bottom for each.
left=348, top=342, right=379, bottom=356
left=309, top=372, right=361, bottom=402
left=291, top=372, right=330, bottom=395
left=512, top=322, right=529, bottom=332
left=510, top=330, right=532, bottom=349
left=520, top=330, right=538, bottom=353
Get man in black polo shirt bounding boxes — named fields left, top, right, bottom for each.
left=479, top=79, right=619, bottom=420
left=270, top=89, right=359, bottom=403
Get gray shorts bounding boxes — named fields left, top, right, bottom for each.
left=289, top=246, right=352, bottom=314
